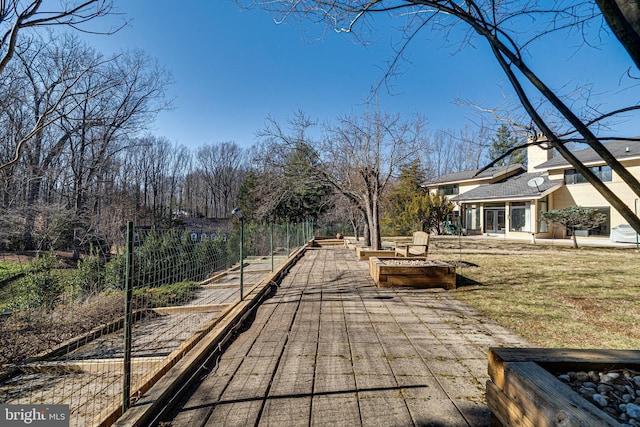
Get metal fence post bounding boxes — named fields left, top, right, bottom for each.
left=122, top=221, right=134, bottom=413
left=286, top=221, right=290, bottom=256
left=239, top=217, right=244, bottom=301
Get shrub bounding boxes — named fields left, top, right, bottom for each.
left=133, top=281, right=200, bottom=309
left=9, top=270, right=64, bottom=311
left=75, top=255, right=106, bottom=294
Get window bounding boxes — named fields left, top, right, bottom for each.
left=589, top=207, right=610, bottom=237
left=464, top=205, right=481, bottom=231
left=439, top=184, right=459, bottom=196
left=539, top=200, right=548, bottom=233
left=564, top=166, right=612, bottom=184
left=598, top=166, right=612, bottom=182
left=566, top=207, right=611, bottom=237
left=510, top=202, right=531, bottom=232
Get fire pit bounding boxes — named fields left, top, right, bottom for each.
left=369, top=257, right=456, bottom=289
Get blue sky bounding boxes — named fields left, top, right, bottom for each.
left=81, top=1, right=639, bottom=149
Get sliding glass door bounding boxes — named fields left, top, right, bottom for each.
left=485, top=208, right=505, bottom=233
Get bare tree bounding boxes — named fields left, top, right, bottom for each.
left=196, top=141, right=246, bottom=218
left=596, top=0, right=640, bottom=68
left=0, top=32, right=172, bottom=252
left=0, top=0, right=116, bottom=74
left=0, top=0, right=118, bottom=170
left=255, top=109, right=429, bottom=248
left=456, top=125, right=490, bottom=171
left=182, top=170, right=210, bottom=218
left=252, top=112, right=331, bottom=222
left=127, top=135, right=172, bottom=224
left=243, top=0, right=640, bottom=234
left=320, top=193, right=365, bottom=240
left=166, top=142, right=192, bottom=217
left=422, top=126, right=488, bottom=178
left=0, top=33, right=105, bottom=248
left=63, top=48, right=171, bottom=256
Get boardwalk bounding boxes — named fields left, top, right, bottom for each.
left=165, top=246, right=531, bottom=426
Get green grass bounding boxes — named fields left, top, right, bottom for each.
left=429, top=236, right=640, bottom=349
left=133, top=281, right=201, bottom=309
left=0, top=262, right=32, bottom=308
left=0, top=257, right=74, bottom=309
left=0, top=262, right=26, bottom=283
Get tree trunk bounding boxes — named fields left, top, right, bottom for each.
left=23, top=176, right=42, bottom=250
left=349, top=216, right=358, bottom=242
left=371, top=193, right=382, bottom=250
left=596, top=0, right=640, bottom=69
left=363, top=214, right=371, bottom=247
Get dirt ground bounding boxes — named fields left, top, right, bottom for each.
left=0, top=250, right=79, bottom=266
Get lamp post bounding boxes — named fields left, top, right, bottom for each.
left=232, top=208, right=244, bottom=301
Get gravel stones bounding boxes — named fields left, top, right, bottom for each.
left=380, top=259, right=439, bottom=266
left=557, top=369, right=640, bottom=425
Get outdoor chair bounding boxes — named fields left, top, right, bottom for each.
left=394, top=231, right=430, bottom=257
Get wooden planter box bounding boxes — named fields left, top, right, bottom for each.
left=355, top=247, right=395, bottom=260
left=487, top=347, right=640, bottom=426
left=369, top=257, right=456, bottom=289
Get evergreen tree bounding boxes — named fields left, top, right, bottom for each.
left=383, top=160, right=426, bottom=234
left=383, top=160, right=454, bottom=235
left=489, top=124, right=526, bottom=166
left=404, top=192, right=454, bottom=235
left=237, top=171, right=261, bottom=221
left=275, top=142, right=331, bottom=222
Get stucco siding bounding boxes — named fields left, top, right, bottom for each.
left=548, top=170, right=564, bottom=181
left=459, top=183, right=480, bottom=194
left=549, top=175, right=640, bottom=227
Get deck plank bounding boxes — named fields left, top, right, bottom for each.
left=166, top=247, right=532, bottom=427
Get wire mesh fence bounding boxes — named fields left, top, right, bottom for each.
left=0, top=220, right=312, bottom=426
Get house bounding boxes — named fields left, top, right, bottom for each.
left=423, top=138, right=640, bottom=240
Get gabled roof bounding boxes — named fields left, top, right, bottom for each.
left=455, top=172, right=563, bottom=203
left=423, top=164, right=524, bottom=186
left=536, top=139, right=640, bottom=170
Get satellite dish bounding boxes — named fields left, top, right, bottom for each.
left=527, top=176, right=545, bottom=191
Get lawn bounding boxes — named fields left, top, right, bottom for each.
left=428, top=236, right=640, bottom=349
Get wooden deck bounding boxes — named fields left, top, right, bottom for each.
left=164, top=246, right=532, bottom=426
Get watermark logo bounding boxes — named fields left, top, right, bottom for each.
left=0, top=405, right=69, bottom=426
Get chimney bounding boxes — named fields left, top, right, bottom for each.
left=527, top=133, right=552, bottom=173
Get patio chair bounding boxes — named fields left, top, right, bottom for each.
left=394, top=231, right=430, bottom=257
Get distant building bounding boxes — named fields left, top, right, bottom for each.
left=181, top=217, right=233, bottom=242
left=172, top=210, right=190, bottom=219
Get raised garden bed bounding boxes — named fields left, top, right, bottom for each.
left=311, top=237, right=345, bottom=247
left=487, top=347, right=640, bottom=426
left=355, top=246, right=395, bottom=260
left=368, top=257, right=456, bottom=289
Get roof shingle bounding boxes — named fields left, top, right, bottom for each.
left=424, top=164, right=524, bottom=186
left=455, top=172, right=563, bottom=202
left=535, top=139, right=640, bottom=170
